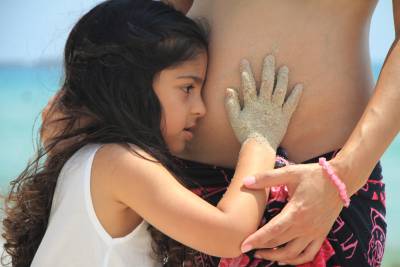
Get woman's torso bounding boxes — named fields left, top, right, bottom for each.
left=182, top=0, right=377, bottom=166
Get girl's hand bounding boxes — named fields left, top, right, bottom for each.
left=241, top=162, right=344, bottom=264
left=224, top=55, right=303, bottom=150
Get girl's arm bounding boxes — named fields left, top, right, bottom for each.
left=106, top=137, right=273, bottom=258
left=105, top=55, right=302, bottom=258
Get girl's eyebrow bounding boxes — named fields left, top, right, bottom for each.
left=176, top=75, right=204, bottom=84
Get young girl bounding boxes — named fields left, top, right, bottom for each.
left=2, top=0, right=302, bottom=266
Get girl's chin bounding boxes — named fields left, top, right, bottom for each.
left=166, top=130, right=195, bottom=155
left=167, top=141, right=186, bottom=156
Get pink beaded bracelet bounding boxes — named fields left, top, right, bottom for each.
left=318, top=157, right=350, bottom=208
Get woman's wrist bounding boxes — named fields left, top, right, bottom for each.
left=329, top=153, right=369, bottom=196
left=319, top=158, right=350, bottom=207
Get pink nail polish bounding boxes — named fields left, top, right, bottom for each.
left=243, top=176, right=256, bottom=186
left=241, top=244, right=252, bottom=253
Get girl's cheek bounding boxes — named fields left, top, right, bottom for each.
left=159, top=112, right=168, bottom=135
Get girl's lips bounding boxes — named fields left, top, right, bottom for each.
left=183, top=129, right=194, bottom=140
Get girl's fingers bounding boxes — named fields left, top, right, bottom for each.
left=225, top=88, right=241, bottom=123
left=282, top=238, right=326, bottom=266
left=259, top=55, right=275, bottom=100
left=283, top=84, right=303, bottom=118
left=272, top=66, right=289, bottom=106
left=240, top=59, right=257, bottom=106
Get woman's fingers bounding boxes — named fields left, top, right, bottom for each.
left=260, top=227, right=299, bottom=248
left=282, top=238, right=326, bottom=266
left=243, top=165, right=296, bottom=189
left=260, top=55, right=275, bottom=100
left=253, top=237, right=312, bottom=263
left=272, top=66, right=289, bottom=106
left=241, top=207, right=294, bottom=253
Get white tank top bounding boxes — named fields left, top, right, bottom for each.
left=31, top=144, right=162, bottom=267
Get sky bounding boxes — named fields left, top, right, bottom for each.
left=0, top=0, right=396, bottom=64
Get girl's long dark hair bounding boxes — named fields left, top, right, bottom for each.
left=2, top=1, right=208, bottom=266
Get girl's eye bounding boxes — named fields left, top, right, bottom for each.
left=182, top=85, right=194, bottom=94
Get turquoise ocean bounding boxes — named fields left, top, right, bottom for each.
left=0, top=63, right=399, bottom=265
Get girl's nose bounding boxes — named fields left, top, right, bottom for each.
left=192, top=98, right=207, bottom=118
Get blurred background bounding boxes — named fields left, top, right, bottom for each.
left=0, top=0, right=399, bottom=266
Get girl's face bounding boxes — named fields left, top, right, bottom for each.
left=153, top=53, right=207, bottom=155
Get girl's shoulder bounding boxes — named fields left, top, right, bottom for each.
left=95, top=143, right=156, bottom=162
left=92, top=143, right=169, bottom=196
left=92, top=143, right=180, bottom=221
left=93, top=143, right=163, bottom=178
left=89, top=143, right=153, bottom=237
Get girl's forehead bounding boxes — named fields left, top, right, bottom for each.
left=163, top=53, right=208, bottom=77
left=175, top=53, right=207, bottom=70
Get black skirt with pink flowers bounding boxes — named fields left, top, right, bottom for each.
left=173, top=149, right=386, bottom=267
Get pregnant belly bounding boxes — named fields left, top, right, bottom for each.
left=180, top=0, right=376, bottom=166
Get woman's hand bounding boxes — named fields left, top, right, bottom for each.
left=225, top=55, right=303, bottom=150
left=241, top=162, right=344, bottom=265
left=161, top=0, right=193, bottom=14
left=40, top=90, right=88, bottom=153
left=40, top=91, right=65, bottom=148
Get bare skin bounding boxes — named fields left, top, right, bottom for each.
left=165, top=0, right=400, bottom=264
left=42, top=0, right=400, bottom=264
left=179, top=0, right=377, bottom=166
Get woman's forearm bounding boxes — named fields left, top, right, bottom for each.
left=333, top=38, right=400, bottom=195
